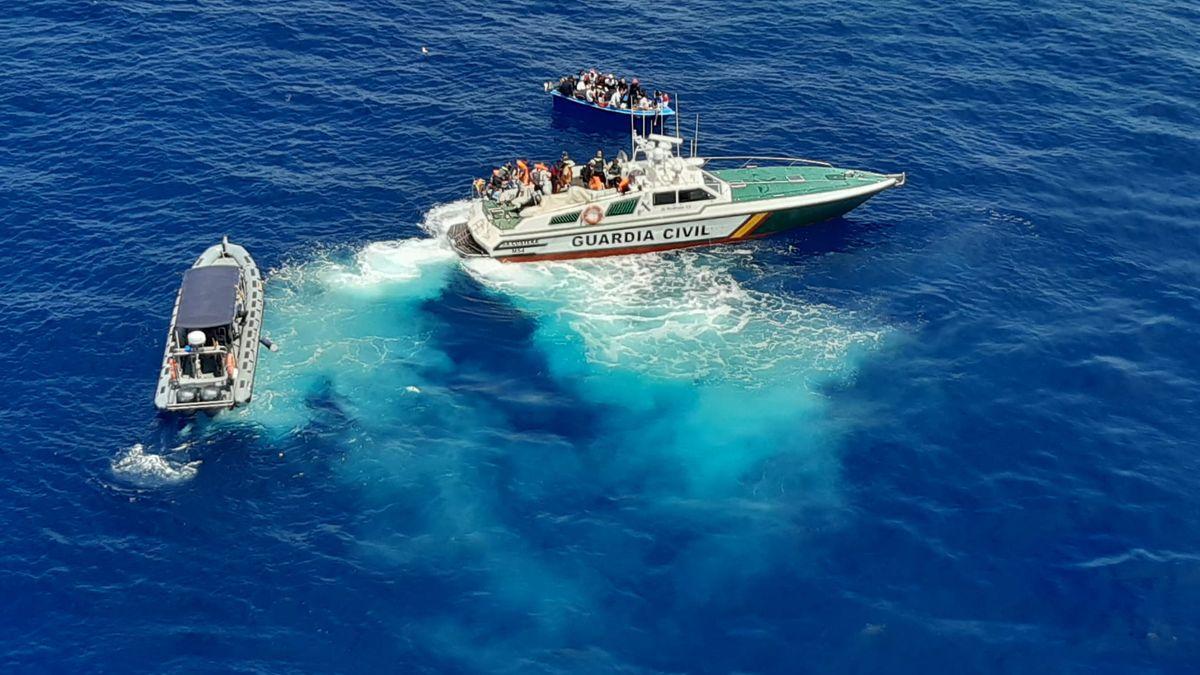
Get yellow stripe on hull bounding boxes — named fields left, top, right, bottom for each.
left=731, top=212, right=771, bottom=239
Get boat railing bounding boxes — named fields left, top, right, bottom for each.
left=702, top=155, right=834, bottom=169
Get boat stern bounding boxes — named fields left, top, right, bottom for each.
left=449, top=199, right=506, bottom=258
left=449, top=221, right=489, bottom=257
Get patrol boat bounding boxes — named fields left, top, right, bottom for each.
left=154, top=237, right=271, bottom=413
left=449, top=133, right=905, bottom=262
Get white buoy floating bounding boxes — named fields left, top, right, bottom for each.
left=420, top=46, right=429, bottom=56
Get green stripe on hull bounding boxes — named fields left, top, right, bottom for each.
left=755, top=194, right=874, bottom=236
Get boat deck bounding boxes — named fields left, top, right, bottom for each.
left=712, top=166, right=890, bottom=203
left=482, top=200, right=524, bottom=230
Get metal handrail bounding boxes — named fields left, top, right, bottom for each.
left=702, top=155, right=834, bottom=168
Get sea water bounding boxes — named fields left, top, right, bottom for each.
left=2, top=0, right=1198, bottom=671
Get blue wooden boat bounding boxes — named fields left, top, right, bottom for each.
left=550, top=90, right=675, bottom=131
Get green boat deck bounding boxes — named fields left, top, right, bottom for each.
left=482, top=200, right=525, bottom=230
left=711, top=166, right=889, bottom=203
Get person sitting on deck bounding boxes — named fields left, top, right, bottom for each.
left=588, top=174, right=605, bottom=191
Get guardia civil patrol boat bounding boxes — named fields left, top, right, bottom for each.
left=154, top=237, right=273, bottom=413
left=449, top=133, right=905, bottom=262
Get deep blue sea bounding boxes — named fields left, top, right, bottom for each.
left=3, top=1, right=1199, bottom=672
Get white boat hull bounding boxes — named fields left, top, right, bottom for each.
left=456, top=177, right=900, bottom=262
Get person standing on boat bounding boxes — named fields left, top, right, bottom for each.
left=531, top=162, right=552, bottom=195
left=553, top=152, right=573, bottom=193
left=628, top=78, right=644, bottom=105
left=606, top=156, right=622, bottom=188
left=581, top=150, right=604, bottom=186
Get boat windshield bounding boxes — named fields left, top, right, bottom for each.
left=702, top=171, right=724, bottom=195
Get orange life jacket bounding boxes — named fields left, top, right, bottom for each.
left=588, top=175, right=604, bottom=190
left=516, top=160, right=532, bottom=185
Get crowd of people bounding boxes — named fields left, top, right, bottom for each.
left=544, top=69, right=671, bottom=112
left=475, top=149, right=634, bottom=205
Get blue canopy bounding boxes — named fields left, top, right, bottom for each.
left=177, top=266, right=240, bottom=330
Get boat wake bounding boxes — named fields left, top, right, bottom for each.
left=463, top=249, right=880, bottom=384
left=248, top=199, right=885, bottom=483
left=111, top=442, right=201, bottom=487
left=235, top=199, right=889, bottom=668
left=241, top=202, right=468, bottom=433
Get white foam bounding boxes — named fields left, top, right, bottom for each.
left=464, top=249, right=882, bottom=384
left=322, top=237, right=456, bottom=288
left=243, top=203, right=475, bottom=434
left=111, top=443, right=201, bottom=487
left=419, top=199, right=472, bottom=238
left=268, top=199, right=470, bottom=292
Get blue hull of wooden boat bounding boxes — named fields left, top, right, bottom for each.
left=550, top=91, right=675, bottom=130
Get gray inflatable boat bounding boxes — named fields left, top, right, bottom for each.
left=154, top=237, right=267, bottom=413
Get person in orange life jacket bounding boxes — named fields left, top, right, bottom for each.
left=515, top=159, right=532, bottom=185
left=588, top=174, right=604, bottom=190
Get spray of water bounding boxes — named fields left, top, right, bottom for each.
left=111, top=442, right=201, bottom=487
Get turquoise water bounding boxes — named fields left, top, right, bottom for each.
left=3, top=0, right=1199, bottom=671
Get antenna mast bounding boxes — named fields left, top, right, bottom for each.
left=692, top=113, right=700, bottom=157
left=675, top=92, right=680, bottom=140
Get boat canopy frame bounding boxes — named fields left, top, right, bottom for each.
left=702, top=156, right=835, bottom=169
left=175, top=266, right=241, bottom=333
